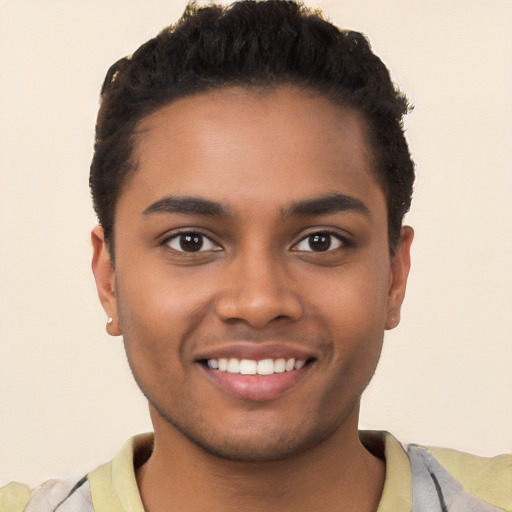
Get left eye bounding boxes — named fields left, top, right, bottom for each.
left=293, top=232, right=344, bottom=252
left=166, top=232, right=221, bottom=253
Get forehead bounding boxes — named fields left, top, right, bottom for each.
left=123, top=86, right=384, bottom=215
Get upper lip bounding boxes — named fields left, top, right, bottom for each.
left=194, top=342, right=317, bottom=362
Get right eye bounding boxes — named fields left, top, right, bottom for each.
left=292, top=232, right=345, bottom=253
left=165, top=232, right=221, bottom=253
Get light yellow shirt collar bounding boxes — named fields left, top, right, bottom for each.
left=89, top=431, right=412, bottom=512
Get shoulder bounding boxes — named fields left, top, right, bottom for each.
left=0, top=478, right=93, bottom=512
left=428, top=446, right=511, bottom=508
left=0, top=434, right=151, bottom=512
left=427, top=445, right=511, bottom=482
left=0, top=481, right=38, bottom=512
left=407, top=443, right=512, bottom=511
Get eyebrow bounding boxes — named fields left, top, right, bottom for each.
left=143, top=195, right=231, bottom=217
left=142, top=192, right=369, bottom=220
left=281, top=192, right=370, bottom=219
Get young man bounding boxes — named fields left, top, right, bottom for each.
left=1, top=1, right=510, bottom=511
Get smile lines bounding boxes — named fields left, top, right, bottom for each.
left=207, top=358, right=306, bottom=376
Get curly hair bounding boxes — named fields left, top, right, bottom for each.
left=90, top=0, right=415, bottom=256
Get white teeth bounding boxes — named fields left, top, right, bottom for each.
left=257, top=359, right=275, bottom=375
left=207, top=359, right=219, bottom=369
left=206, top=357, right=307, bottom=376
left=239, top=359, right=257, bottom=375
left=227, top=358, right=240, bottom=373
left=274, top=358, right=286, bottom=373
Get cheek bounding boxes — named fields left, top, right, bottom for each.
left=116, top=256, right=211, bottom=323
left=308, top=258, right=390, bottom=320
left=307, top=262, right=390, bottom=362
left=114, top=263, right=221, bottom=372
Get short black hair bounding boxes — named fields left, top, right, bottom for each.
left=90, top=0, right=414, bottom=257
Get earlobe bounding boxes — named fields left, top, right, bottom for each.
left=385, top=226, right=414, bottom=330
left=91, top=225, right=122, bottom=336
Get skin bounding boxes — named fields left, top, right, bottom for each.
left=92, top=86, right=413, bottom=512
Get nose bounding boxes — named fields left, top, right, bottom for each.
left=216, top=251, right=304, bottom=329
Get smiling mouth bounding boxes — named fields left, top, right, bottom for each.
left=200, top=357, right=312, bottom=376
left=197, top=354, right=316, bottom=401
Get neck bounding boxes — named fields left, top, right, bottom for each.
left=136, top=406, right=385, bottom=512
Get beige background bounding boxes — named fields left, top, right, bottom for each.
left=1, top=0, right=511, bottom=487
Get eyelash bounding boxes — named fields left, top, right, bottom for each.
left=292, top=231, right=349, bottom=253
left=163, top=231, right=222, bottom=253
left=162, top=229, right=350, bottom=255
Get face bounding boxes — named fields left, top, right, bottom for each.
left=92, top=86, right=412, bottom=462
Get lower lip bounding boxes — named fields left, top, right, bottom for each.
left=201, top=364, right=311, bottom=401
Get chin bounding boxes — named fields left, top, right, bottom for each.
left=151, top=398, right=336, bottom=463
left=176, top=425, right=322, bottom=463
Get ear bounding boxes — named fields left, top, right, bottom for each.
left=385, top=226, right=414, bottom=330
left=91, top=225, right=122, bottom=336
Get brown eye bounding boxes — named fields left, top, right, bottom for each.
left=166, top=232, right=221, bottom=253
left=309, top=234, right=331, bottom=251
left=180, top=234, right=203, bottom=252
left=293, top=232, right=343, bottom=252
